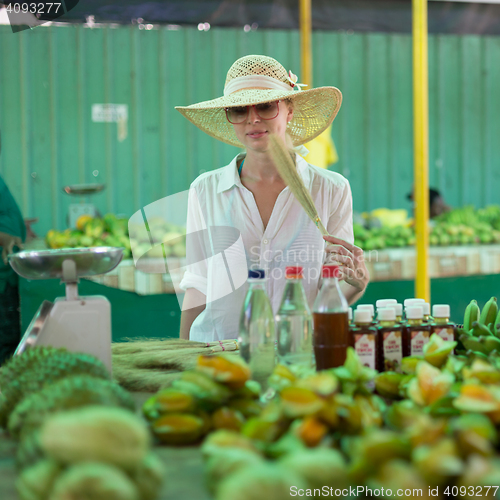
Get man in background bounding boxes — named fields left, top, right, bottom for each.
left=407, top=187, right=451, bottom=219
left=0, top=131, right=26, bottom=364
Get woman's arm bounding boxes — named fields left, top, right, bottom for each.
left=179, top=288, right=207, bottom=339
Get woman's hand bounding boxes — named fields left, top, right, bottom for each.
left=322, top=235, right=370, bottom=293
left=0, top=232, right=23, bottom=265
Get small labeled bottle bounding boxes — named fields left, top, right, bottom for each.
left=312, top=265, right=349, bottom=370
left=276, top=266, right=314, bottom=369
left=393, top=303, right=403, bottom=323
left=238, top=269, right=276, bottom=389
left=348, top=307, right=353, bottom=326
left=376, top=299, right=397, bottom=309
left=357, top=304, right=377, bottom=326
left=378, top=307, right=404, bottom=373
left=422, top=302, right=432, bottom=323
left=430, top=305, right=455, bottom=342
left=404, top=305, right=431, bottom=357
left=350, top=309, right=381, bottom=371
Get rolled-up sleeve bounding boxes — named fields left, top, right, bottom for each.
left=179, top=185, right=208, bottom=295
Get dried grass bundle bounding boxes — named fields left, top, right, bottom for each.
left=112, top=338, right=205, bottom=356
left=269, top=133, right=329, bottom=237
left=112, top=339, right=239, bottom=393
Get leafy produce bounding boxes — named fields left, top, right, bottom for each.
left=45, top=213, right=187, bottom=259
left=354, top=205, right=500, bottom=250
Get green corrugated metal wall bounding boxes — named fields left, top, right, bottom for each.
left=1, top=25, right=499, bottom=236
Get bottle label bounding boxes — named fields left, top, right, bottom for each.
left=411, top=330, right=430, bottom=355
left=383, top=331, right=402, bottom=372
left=354, top=334, right=376, bottom=370
left=435, top=327, right=454, bottom=342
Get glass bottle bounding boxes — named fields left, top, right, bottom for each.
left=378, top=307, right=404, bottom=373
left=312, top=265, right=349, bottom=370
left=404, top=305, right=431, bottom=357
left=350, top=309, right=381, bottom=371
left=238, top=269, right=276, bottom=389
left=357, top=304, right=377, bottom=327
left=430, top=304, right=455, bottom=342
left=276, top=266, right=314, bottom=369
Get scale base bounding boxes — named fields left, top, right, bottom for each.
left=16, top=296, right=112, bottom=374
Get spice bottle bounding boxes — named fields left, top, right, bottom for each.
left=404, top=305, right=431, bottom=357
left=430, top=305, right=455, bottom=342
left=350, top=309, right=381, bottom=371
left=357, top=304, right=377, bottom=326
left=378, top=307, right=404, bottom=373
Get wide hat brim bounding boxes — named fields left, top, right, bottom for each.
left=175, top=86, right=342, bottom=148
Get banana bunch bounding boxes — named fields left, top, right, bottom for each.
left=458, top=298, right=500, bottom=356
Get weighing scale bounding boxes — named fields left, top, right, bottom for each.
left=9, top=247, right=123, bottom=374
left=63, top=183, right=105, bottom=228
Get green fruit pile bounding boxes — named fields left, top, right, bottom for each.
left=354, top=205, right=500, bottom=251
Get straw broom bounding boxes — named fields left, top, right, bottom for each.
left=269, top=133, right=329, bottom=237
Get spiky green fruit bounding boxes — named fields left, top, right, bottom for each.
left=8, top=375, right=135, bottom=439
left=0, top=348, right=109, bottom=427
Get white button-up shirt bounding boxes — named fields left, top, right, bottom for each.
left=179, top=153, right=354, bottom=342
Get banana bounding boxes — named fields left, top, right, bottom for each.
left=471, top=322, right=493, bottom=338
left=464, top=300, right=480, bottom=332
left=495, top=310, right=500, bottom=330
left=480, top=335, right=500, bottom=355
left=460, top=334, right=489, bottom=355
left=479, top=297, right=498, bottom=327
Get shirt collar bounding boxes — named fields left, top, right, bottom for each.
left=217, top=152, right=311, bottom=194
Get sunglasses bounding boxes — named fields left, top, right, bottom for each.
left=225, top=100, right=282, bottom=124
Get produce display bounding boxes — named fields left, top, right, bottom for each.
left=44, top=214, right=187, bottom=259
left=354, top=205, right=500, bottom=250
left=138, top=297, right=500, bottom=499
left=0, top=347, right=164, bottom=500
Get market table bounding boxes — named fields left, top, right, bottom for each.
left=0, top=393, right=211, bottom=500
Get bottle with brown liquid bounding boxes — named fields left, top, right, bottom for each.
left=312, top=265, right=349, bottom=370
left=430, top=304, right=455, bottom=342
left=378, top=307, right=404, bottom=372
left=350, top=309, right=381, bottom=371
left=404, top=305, right=431, bottom=357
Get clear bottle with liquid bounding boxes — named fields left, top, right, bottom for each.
left=312, top=265, right=349, bottom=370
left=276, top=266, right=314, bottom=369
left=430, top=304, right=455, bottom=342
left=238, top=269, right=276, bottom=389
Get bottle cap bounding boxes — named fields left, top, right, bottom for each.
left=248, top=269, right=265, bottom=279
left=433, top=304, right=450, bottom=318
left=423, top=302, right=431, bottom=315
left=406, top=305, right=424, bottom=319
left=393, top=303, right=403, bottom=317
left=357, top=304, right=375, bottom=316
left=285, top=266, right=304, bottom=279
left=404, top=298, right=425, bottom=307
left=354, top=309, right=372, bottom=324
left=378, top=307, right=396, bottom=321
left=348, top=307, right=353, bottom=321
left=376, top=299, right=397, bottom=308
left=322, top=265, right=340, bottom=278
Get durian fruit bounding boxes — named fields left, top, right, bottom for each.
left=49, top=462, right=139, bottom=500
left=0, top=348, right=110, bottom=427
left=40, top=406, right=150, bottom=472
left=16, top=459, right=61, bottom=500
left=17, top=431, right=45, bottom=470
left=216, top=463, right=307, bottom=500
left=129, top=453, right=165, bottom=500
left=204, top=447, right=263, bottom=494
left=8, top=375, right=135, bottom=439
left=278, top=448, right=349, bottom=490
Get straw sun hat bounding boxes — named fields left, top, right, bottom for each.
left=175, top=54, right=342, bottom=148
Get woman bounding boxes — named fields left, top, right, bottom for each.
left=176, top=55, right=369, bottom=341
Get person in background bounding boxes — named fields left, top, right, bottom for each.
left=407, top=188, right=451, bottom=219
left=0, top=131, right=26, bottom=364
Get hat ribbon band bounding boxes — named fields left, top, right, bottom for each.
left=223, top=75, right=293, bottom=96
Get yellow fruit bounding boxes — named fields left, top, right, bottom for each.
left=76, top=215, right=93, bottom=231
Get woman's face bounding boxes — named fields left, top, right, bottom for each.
left=231, top=100, right=293, bottom=153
